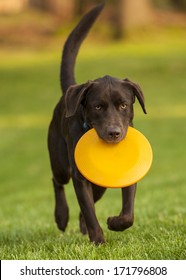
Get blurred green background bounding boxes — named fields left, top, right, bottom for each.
left=0, top=0, right=186, bottom=259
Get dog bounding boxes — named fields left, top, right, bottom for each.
left=48, top=3, right=147, bottom=244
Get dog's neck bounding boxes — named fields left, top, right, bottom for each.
left=83, top=121, right=91, bottom=132
left=80, top=105, right=91, bottom=132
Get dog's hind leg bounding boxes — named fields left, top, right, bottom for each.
left=107, top=184, right=136, bottom=231
left=48, top=114, right=71, bottom=232
left=51, top=161, right=70, bottom=232
left=52, top=178, right=69, bottom=232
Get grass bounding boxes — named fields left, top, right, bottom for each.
left=0, top=37, right=186, bottom=260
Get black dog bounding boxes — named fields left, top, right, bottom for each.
left=48, top=3, right=147, bottom=244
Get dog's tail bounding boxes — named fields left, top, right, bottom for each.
left=60, top=2, right=105, bottom=94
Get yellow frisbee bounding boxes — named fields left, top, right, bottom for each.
left=74, top=127, right=153, bottom=188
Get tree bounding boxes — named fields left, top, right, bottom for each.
left=29, top=0, right=76, bottom=20
left=115, top=0, right=153, bottom=37
left=171, top=0, right=186, bottom=11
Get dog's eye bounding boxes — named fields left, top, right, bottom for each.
left=120, top=103, right=127, bottom=110
left=95, top=105, right=102, bottom=110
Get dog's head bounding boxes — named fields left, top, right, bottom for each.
left=65, top=75, right=146, bottom=143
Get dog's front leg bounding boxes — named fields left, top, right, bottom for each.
left=107, top=184, right=136, bottom=231
left=72, top=176, right=105, bottom=244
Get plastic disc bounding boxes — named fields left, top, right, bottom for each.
left=74, top=127, right=153, bottom=188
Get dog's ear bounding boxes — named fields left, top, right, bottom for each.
left=123, top=78, right=147, bottom=114
left=65, top=81, right=93, bottom=118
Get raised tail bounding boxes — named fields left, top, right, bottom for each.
left=60, top=2, right=105, bottom=94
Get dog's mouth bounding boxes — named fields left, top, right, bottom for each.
left=94, top=125, right=128, bottom=144
left=103, top=137, right=124, bottom=144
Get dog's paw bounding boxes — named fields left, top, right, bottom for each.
left=55, top=206, right=69, bottom=232
left=107, top=215, right=134, bottom=231
left=90, top=236, right=106, bottom=245
left=89, top=229, right=105, bottom=245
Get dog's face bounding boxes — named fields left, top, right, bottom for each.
left=84, top=77, right=134, bottom=143
left=65, top=75, right=146, bottom=143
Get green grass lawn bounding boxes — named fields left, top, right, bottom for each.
left=0, top=38, right=186, bottom=260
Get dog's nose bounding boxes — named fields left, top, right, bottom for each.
left=108, top=126, right=121, bottom=140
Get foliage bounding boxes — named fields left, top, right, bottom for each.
left=152, top=0, right=186, bottom=11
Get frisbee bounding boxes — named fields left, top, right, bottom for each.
left=74, top=127, right=153, bottom=188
